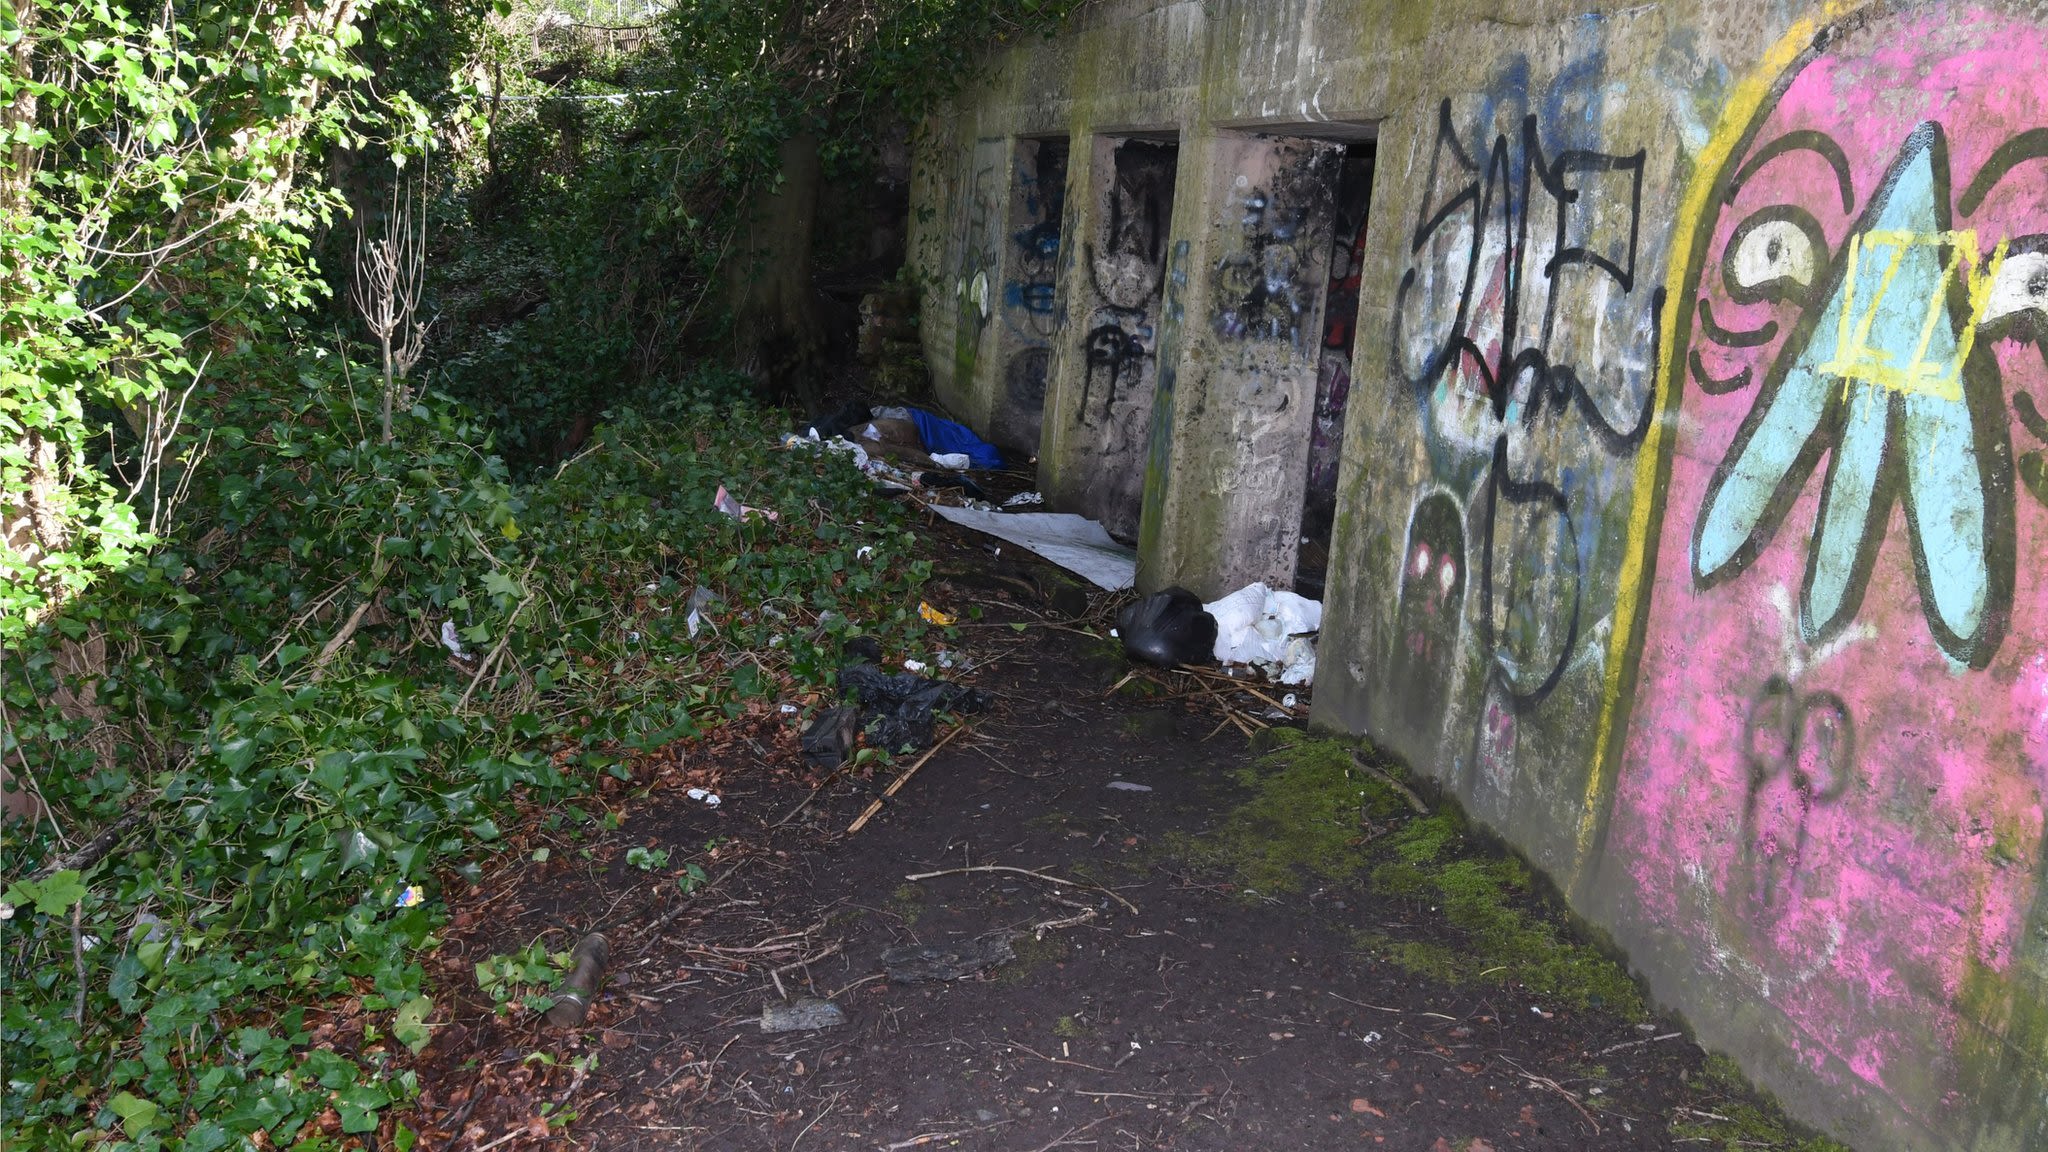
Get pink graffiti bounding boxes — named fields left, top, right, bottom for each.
left=1607, top=6, right=2048, bottom=1117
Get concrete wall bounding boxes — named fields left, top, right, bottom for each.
left=908, top=3, right=2048, bottom=1148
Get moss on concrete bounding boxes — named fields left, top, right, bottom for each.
left=1670, top=1055, right=1853, bottom=1152
left=1174, top=729, right=1645, bottom=1018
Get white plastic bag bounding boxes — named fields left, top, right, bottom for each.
left=1202, top=582, right=1322, bottom=684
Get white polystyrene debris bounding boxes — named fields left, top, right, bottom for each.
left=440, top=620, right=470, bottom=659
left=686, top=787, right=722, bottom=808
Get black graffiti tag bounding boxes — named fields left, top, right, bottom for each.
left=1391, top=98, right=1660, bottom=710
left=1740, top=675, right=1855, bottom=908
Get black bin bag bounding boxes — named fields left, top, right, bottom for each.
left=1116, top=587, right=1217, bottom=668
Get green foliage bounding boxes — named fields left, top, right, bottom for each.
left=625, top=846, right=669, bottom=870
left=1175, top=731, right=1646, bottom=1019
left=2, top=2, right=1058, bottom=1147
left=428, top=0, right=1087, bottom=459
left=475, top=939, right=565, bottom=1016
left=1, top=365, right=931, bottom=1148
left=0, top=0, right=397, bottom=629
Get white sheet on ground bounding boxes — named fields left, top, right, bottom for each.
left=927, top=506, right=1135, bottom=591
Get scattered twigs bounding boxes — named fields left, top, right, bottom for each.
left=1500, top=1056, right=1600, bottom=1134
left=901, top=864, right=1139, bottom=916
left=1006, top=1040, right=1120, bottom=1074
left=771, top=941, right=841, bottom=976
left=881, top=1120, right=1010, bottom=1151
left=1597, top=1031, right=1683, bottom=1057
left=1030, top=904, right=1097, bottom=938
left=772, top=762, right=850, bottom=828
left=307, top=537, right=386, bottom=682
left=825, top=972, right=885, bottom=1000
left=70, top=901, right=87, bottom=1027
left=1237, top=685, right=1294, bottom=713
left=1351, top=749, right=1430, bottom=816
left=1102, top=670, right=1138, bottom=697
left=1325, top=991, right=1404, bottom=1013
left=637, top=858, right=748, bottom=948
left=1022, top=1115, right=1111, bottom=1152
left=457, top=557, right=541, bottom=712
left=259, top=579, right=351, bottom=666
left=789, top=1089, right=843, bottom=1152
left=846, top=722, right=971, bottom=834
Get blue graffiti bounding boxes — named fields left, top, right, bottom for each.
left=1693, top=122, right=2009, bottom=666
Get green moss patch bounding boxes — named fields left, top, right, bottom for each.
left=997, top=932, right=1072, bottom=985
left=1173, top=730, right=1645, bottom=1018
left=1669, top=1056, right=1852, bottom=1151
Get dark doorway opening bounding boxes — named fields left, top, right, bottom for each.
left=1295, top=140, right=1375, bottom=597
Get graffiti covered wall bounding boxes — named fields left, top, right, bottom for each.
left=994, top=138, right=1070, bottom=452
left=1063, top=137, right=1180, bottom=539
left=1372, top=33, right=1671, bottom=873
left=1594, top=7, right=2048, bottom=1146
left=911, top=2, right=2048, bottom=1146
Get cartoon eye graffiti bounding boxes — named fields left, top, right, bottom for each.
left=1978, top=242, right=2048, bottom=328
left=1412, top=545, right=1433, bottom=578
left=1439, top=559, right=1458, bottom=596
left=1722, top=208, right=1829, bottom=305
left=1690, top=118, right=2028, bottom=668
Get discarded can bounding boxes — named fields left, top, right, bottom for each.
left=545, top=933, right=611, bottom=1028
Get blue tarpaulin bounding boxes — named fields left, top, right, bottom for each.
left=909, top=409, right=1004, bottom=470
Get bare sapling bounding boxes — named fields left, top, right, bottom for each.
left=351, top=171, right=431, bottom=443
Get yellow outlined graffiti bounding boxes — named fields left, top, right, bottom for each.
left=1573, top=3, right=1872, bottom=876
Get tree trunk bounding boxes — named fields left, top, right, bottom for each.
left=726, top=132, right=825, bottom=413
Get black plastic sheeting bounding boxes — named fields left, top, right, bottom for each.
left=838, top=661, right=991, bottom=753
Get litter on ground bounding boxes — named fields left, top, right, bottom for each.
left=1205, top=582, right=1321, bottom=685
left=926, top=506, right=1135, bottom=590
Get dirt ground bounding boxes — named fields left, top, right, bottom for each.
left=402, top=515, right=1833, bottom=1152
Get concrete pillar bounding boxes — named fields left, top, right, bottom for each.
left=941, top=135, right=1012, bottom=429
left=982, top=138, right=1069, bottom=456
left=1141, top=132, right=1345, bottom=598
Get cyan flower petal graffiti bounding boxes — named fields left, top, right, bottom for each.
left=1692, top=120, right=2017, bottom=664
left=1607, top=2, right=2048, bottom=1118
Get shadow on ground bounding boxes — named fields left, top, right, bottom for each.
left=402, top=518, right=1842, bottom=1152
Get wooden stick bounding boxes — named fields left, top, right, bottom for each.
left=1350, top=749, right=1431, bottom=815
left=845, top=722, right=970, bottom=834
left=32, top=806, right=148, bottom=881
left=901, top=863, right=1140, bottom=915
left=1239, top=685, right=1294, bottom=712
